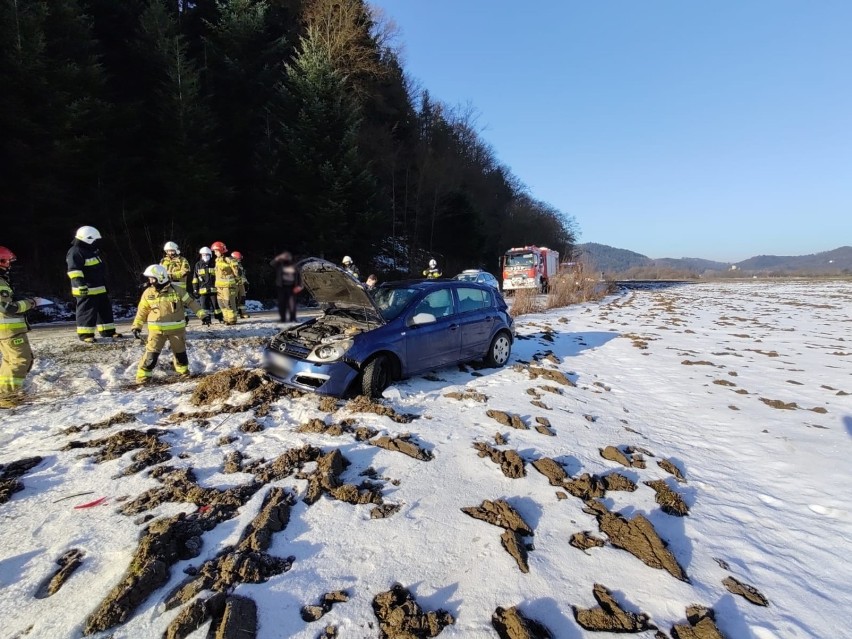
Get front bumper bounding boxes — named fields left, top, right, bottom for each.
left=263, top=347, right=359, bottom=396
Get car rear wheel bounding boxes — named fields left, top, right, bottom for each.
left=484, top=332, right=512, bottom=367
left=361, top=354, right=390, bottom=398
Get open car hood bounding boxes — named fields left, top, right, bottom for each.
left=298, top=258, right=385, bottom=322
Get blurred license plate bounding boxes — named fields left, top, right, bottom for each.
left=273, top=352, right=294, bottom=373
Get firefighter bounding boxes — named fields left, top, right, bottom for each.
left=160, top=241, right=191, bottom=293
left=231, top=251, right=250, bottom=319
left=0, top=247, right=37, bottom=405
left=130, top=264, right=211, bottom=383
left=66, top=225, right=119, bottom=342
left=210, top=241, right=239, bottom=325
left=192, top=247, right=222, bottom=322
left=422, top=258, right=442, bottom=279
left=341, top=255, right=360, bottom=281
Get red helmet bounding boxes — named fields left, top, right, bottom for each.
left=231, top=251, right=243, bottom=260
left=0, top=246, right=16, bottom=270
left=211, top=241, right=227, bottom=253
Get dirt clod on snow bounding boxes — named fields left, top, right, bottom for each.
left=461, top=499, right=534, bottom=536
left=491, top=606, right=553, bottom=639
left=570, top=532, right=605, bottom=551
left=658, top=458, right=686, bottom=482
left=64, top=429, right=170, bottom=477
left=62, top=411, right=136, bottom=435
left=372, top=583, right=455, bottom=638
left=600, top=445, right=646, bottom=468
left=372, top=434, right=434, bottom=461
left=722, top=576, right=769, bottom=606
left=0, top=456, right=42, bottom=505
left=345, top=395, right=416, bottom=423
left=486, top=409, right=527, bottom=429
left=644, top=479, right=690, bottom=516
left=300, top=590, right=349, bottom=622
left=573, top=583, right=653, bottom=632
left=474, top=442, right=526, bottom=478
left=444, top=390, right=488, bottom=402
left=34, top=549, right=84, bottom=599
left=671, top=606, right=725, bottom=639
left=584, top=500, right=687, bottom=582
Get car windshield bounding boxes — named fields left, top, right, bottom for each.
left=506, top=253, right=535, bottom=267
left=456, top=273, right=479, bottom=282
left=372, top=286, right=420, bottom=321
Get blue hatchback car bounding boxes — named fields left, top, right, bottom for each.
left=264, top=258, right=514, bottom=397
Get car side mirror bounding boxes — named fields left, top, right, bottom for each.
left=408, top=312, right=437, bottom=327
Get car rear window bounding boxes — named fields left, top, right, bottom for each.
left=457, top=287, right=491, bottom=313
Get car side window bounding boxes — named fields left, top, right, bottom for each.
left=413, top=289, right=455, bottom=318
left=456, top=287, right=490, bottom=313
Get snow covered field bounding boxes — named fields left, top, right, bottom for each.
left=1, top=280, right=850, bottom=639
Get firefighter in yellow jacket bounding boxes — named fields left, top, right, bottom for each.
left=210, top=241, right=239, bottom=325
left=160, top=241, right=191, bottom=292
left=231, top=250, right=250, bottom=319
left=131, top=264, right=211, bottom=383
left=0, top=247, right=36, bottom=403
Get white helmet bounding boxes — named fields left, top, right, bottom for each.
left=342, top=255, right=353, bottom=265
left=163, top=241, right=179, bottom=253
left=429, top=259, right=437, bottom=268
left=75, top=226, right=102, bottom=244
left=199, top=246, right=212, bottom=256
left=143, top=264, right=170, bottom=285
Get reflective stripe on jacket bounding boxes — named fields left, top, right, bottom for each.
left=192, top=260, right=215, bottom=295
left=161, top=255, right=191, bottom=288
left=131, top=284, right=205, bottom=333
left=0, top=276, right=32, bottom=336
left=66, top=241, right=108, bottom=297
left=214, top=257, right=238, bottom=288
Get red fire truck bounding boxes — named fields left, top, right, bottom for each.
left=501, top=245, right=559, bottom=292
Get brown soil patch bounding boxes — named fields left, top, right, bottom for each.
left=83, top=511, right=222, bottom=634
left=486, top=409, right=528, bottom=430
left=530, top=400, right=550, bottom=411
left=34, top=549, right=84, bottom=599
left=723, top=576, right=769, bottom=606
left=530, top=458, right=568, bottom=486
left=681, top=360, right=716, bottom=366
left=494, top=432, right=507, bottom=445
left=584, top=500, right=687, bottom=582
left=461, top=499, right=534, bottom=536
left=301, top=591, right=350, bottom=622
left=64, top=429, right=171, bottom=477
left=786, top=379, right=804, bottom=385
left=62, top=411, right=136, bottom=435
left=539, top=385, right=563, bottom=395
left=345, top=395, right=416, bottom=423
left=622, top=333, right=651, bottom=349
left=372, top=584, right=455, bottom=638
left=251, top=445, right=323, bottom=484
left=474, top=443, right=526, bottom=478
left=163, top=487, right=295, bottom=610
left=810, top=406, right=828, bottom=414
left=746, top=349, right=780, bottom=357
left=713, top=379, right=736, bottom=387
left=501, top=529, right=532, bottom=573
left=569, top=532, right=605, bottom=551
left=217, top=595, right=258, bottom=639
left=759, top=397, right=798, bottom=410
left=644, top=479, right=690, bottom=516
left=671, top=606, right=724, bottom=639
left=600, top=445, right=646, bottom=469
left=565, top=473, right=637, bottom=501
left=0, top=456, right=42, bottom=505
left=658, top=459, right=686, bottom=482
left=572, top=584, right=652, bottom=633
left=444, top=389, right=488, bottom=402
left=527, top=366, right=574, bottom=386
left=186, top=367, right=297, bottom=417
left=239, top=418, right=264, bottom=433
left=223, top=451, right=243, bottom=474
left=318, top=396, right=341, bottom=412
left=492, top=606, right=553, bottom=639
left=119, top=466, right=258, bottom=516
left=372, top=434, right=434, bottom=461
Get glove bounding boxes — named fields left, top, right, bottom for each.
left=201, top=314, right=212, bottom=326
left=77, top=285, right=89, bottom=297
left=132, top=328, right=142, bottom=339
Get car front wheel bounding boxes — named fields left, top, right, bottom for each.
left=484, top=332, right=512, bottom=367
left=361, top=354, right=390, bottom=397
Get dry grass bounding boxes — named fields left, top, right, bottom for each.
left=545, top=263, right=614, bottom=310
left=509, top=288, right=541, bottom=317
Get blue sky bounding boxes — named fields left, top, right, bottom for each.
left=372, top=1, right=851, bottom=262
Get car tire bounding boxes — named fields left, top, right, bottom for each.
left=362, top=354, right=390, bottom=398
left=484, top=332, right=512, bottom=367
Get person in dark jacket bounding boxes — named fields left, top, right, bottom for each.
left=65, top=226, right=119, bottom=342
left=270, top=251, right=301, bottom=323
left=191, top=247, right=222, bottom=322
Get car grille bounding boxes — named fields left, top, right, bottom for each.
left=273, top=339, right=310, bottom=359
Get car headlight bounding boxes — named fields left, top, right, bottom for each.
left=307, top=339, right=353, bottom=363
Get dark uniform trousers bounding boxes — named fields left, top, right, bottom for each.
left=76, top=293, right=117, bottom=338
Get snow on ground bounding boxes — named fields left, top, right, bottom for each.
left=1, top=281, right=850, bottom=638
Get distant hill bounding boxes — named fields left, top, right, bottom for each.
left=575, top=243, right=852, bottom=276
